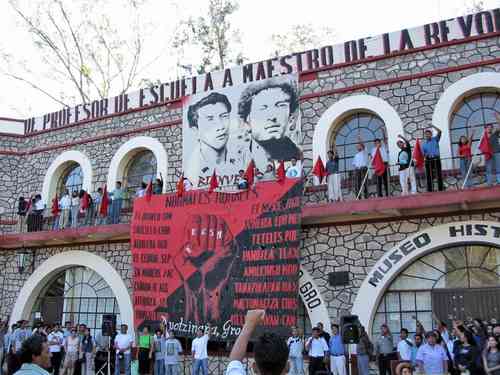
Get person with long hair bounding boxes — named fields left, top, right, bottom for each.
left=458, top=135, right=473, bottom=188
left=356, top=326, right=373, bottom=375
left=455, top=328, right=480, bottom=375
left=80, top=328, right=94, bottom=375
left=483, top=336, right=500, bottom=375
left=61, top=328, right=80, bottom=375
left=137, top=326, right=153, bottom=375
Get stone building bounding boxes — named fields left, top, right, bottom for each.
left=1, top=7, right=500, bottom=365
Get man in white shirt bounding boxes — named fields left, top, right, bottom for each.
left=47, top=324, right=64, bottom=375
left=397, top=328, right=413, bottom=362
left=370, top=138, right=390, bottom=197
left=59, top=191, right=71, bottom=229
left=353, top=143, right=368, bottom=199
left=286, top=158, right=303, bottom=179
left=226, top=310, right=289, bottom=375
left=306, top=327, right=329, bottom=375
left=287, top=327, right=304, bottom=375
left=191, top=325, right=210, bottom=375
left=114, top=324, right=134, bottom=375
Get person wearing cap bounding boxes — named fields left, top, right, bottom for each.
left=416, top=331, right=448, bottom=374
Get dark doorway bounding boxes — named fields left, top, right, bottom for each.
left=432, top=287, right=500, bottom=324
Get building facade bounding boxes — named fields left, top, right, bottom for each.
left=1, top=7, right=500, bottom=357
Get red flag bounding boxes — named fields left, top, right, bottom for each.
left=276, top=160, right=286, bottom=184
left=479, top=130, right=493, bottom=160
left=99, top=185, right=109, bottom=217
left=209, top=170, right=219, bottom=193
left=413, top=138, right=425, bottom=170
left=81, top=191, right=90, bottom=210
left=51, top=194, right=60, bottom=216
left=244, top=160, right=255, bottom=187
left=176, top=174, right=185, bottom=197
left=145, top=181, right=153, bottom=201
left=372, top=147, right=386, bottom=176
left=313, top=156, right=326, bottom=183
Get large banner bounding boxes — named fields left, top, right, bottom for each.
left=131, top=179, right=302, bottom=340
left=182, top=74, right=302, bottom=188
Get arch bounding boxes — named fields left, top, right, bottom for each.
left=10, top=251, right=133, bottom=335
left=42, top=150, right=93, bottom=205
left=107, top=137, right=168, bottom=193
left=433, top=72, right=500, bottom=160
left=312, top=95, right=404, bottom=164
left=352, top=221, right=500, bottom=334
left=299, top=265, right=332, bottom=334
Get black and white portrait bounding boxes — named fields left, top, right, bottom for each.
left=182, top=74, right=301, bottom=188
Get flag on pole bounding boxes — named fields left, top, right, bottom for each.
left=51, top=194, right=60, bottom=216
left=209, top=170, right=219, bottom=193
left=176, top=174, right=185, bottom=197
left=81, top=191, right=90, bottom=210
left=372, top=147, right=386, bottom=176
left=145, top=180, right=153, bottom=201
left=479, top=130, right=493, bottom=160
left=244, top=160, right=255, bottom=187
left=99, top=185, right=109, bottom=217
left=276, top=160, right=286, bottom=184
left=312, top=156, right=326, bottom=184
left=413, top=138, right=425, bottom=170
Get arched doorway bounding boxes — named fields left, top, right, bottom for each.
left=31, top=266, right=121, bottom=335
left=352, top=221, right=500, bottom=335
left=371, top=244, right=500, bottom=341
left=11, top=251, right=133, bottom=333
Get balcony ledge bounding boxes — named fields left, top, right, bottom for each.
left=1, top=185, right=500, bottom=249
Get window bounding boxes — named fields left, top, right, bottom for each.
left=450, top=92, right=500, bottom=156
left=31, top=267, right=121, bottom=336
left=372, top=244, right=500, bottom=340
left=331, top=113, right=386, bottom=172
left=59, top=164, right=83, bottom=195
left=125, top=150, right=157, bottom=196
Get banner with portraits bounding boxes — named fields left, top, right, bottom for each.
left=182, top=74, right=302, bottom=188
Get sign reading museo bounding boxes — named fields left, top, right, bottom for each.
left=24, top=8, right=500, bottom=134
left=131, top=179, right=303, bottom=340
left=182, top=74, right=301, bottom=188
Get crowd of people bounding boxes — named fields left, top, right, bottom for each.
left=16, top=176, right=165, bottom=233
left=3, top=318, right=213, bottom=375
left=323, top=121, right=500, bottom=203
left=8, top=313, right=500, bottom=375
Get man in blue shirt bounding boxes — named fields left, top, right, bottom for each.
left=422, top=125, right=444, bottom=192
left=329, top=324, right=346, bottom=375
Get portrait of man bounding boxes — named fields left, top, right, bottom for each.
left=185, top=92, right=232, bottom=186
left=237, top=76, right=301, bottom=171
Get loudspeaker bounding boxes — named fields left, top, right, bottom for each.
left=341, top=315, right=360, bottom=344
left=102, top=314, right=116, bottom=336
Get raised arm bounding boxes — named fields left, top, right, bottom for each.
left=229, top=310, right=265, bottom=362
left=398, top=134, right=409, bottom=143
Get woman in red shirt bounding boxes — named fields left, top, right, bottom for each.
left=458, top=135, right=472, bottom=188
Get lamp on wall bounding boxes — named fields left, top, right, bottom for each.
left=17, top=249, right=33, bottom=274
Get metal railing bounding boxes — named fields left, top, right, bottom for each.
left=1, top=153, right=499, bottom=235
left=302, top=153, right=497, bottom=205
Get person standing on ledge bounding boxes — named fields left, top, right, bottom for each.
left=109, top=181, right=123, bottom=224
left=326, top=149, right=342, bottom=202
left=422, top=125, right=444, bottom=192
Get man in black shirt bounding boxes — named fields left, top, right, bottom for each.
left=316, top=322, right=331, bottom=344
left=397, top=135, right=417, bottom=195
